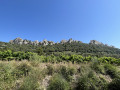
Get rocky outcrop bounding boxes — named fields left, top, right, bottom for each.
left=33, top=40, right=39, bottom=45
left=48, top=41, right=55, bottom=45
left=60, top=40, right=68, bottom=44
left=9, top=37, right=39, bottom=45
left=23, top=39, right=29, bottom=44
left=10, top=37, right=23, bottom=45
left=42, top=39, right=49, bottom=46
left=89, top=40, right=103, bottom=45
left=60, top=38, right=81, bottom=44
left=9, top=37, right=83, bottom=46
left=68, top=38, right=73, bottom=43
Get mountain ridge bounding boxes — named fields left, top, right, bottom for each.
left=9, top=37, right=106, bottom=46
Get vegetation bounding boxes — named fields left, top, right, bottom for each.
left=0, top=60, right=120, bottom=90
left=0, top=41, right=120, bottom=89
left=1, top=41, right=120, bottom=58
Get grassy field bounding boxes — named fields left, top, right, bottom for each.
left=0, top=60, right=120, bottom=90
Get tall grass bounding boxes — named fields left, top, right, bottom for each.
left=48, top=74, right=70, bottom=90
left=0, top=61, right=120, bottom=90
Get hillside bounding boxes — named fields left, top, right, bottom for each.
left=0, top=37, right=120, bottom=58
left=0, top=60, right=120, bottom=90
left=0, top=38, right=120, bottom=90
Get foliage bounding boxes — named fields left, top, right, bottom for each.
left=104, top=64, right=120, bottom=78
left=59, top=66, right=76, bottom=81
left=48, top=74, right=70, bottom=90
left=76, top=70, right=107, bottom=90
left=1, top=41, right=120, bottom=58
left=18, top=73, right=39, bottom=90
left=108, top=78, right=120, bottom=90
left=12, top=62, right=32, bottom=78
left=1, top=49, right=120, bottom=65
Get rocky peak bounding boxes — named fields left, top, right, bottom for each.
left=9, top=37, right=83, bottom=46
left=60, top=40, right=68, bottom=44
left=42, top=39, right=48, bottom=46
left=48, top=41, right=55, bottom=45
left=13, top=37, right=23, bottom=45
left=33, top=40, right=39, bottom=45
left=89, top=40, right=103, bottom=45
left=68, top=38, right=73, bottom=43
left=23, top=39, right=29, bottom=44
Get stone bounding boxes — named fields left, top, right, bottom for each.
left=89, top=40, right=103, bottom=45
left=68, top=38, right=73, bottom=43
left=13, top=37, right=23, bottom=45
left=42, top=39, right=48, bottom=46
left=33, top=40, right=39, bottom=45
left=60, top=40, right=68, bottom=44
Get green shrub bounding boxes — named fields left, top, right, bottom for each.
left=48, top=74, right=70, bottom=90
left=0, top=63, right=15, bottom=90
left=91, top=62, right=105, bottom=74
left=0, top=63, right=15, bottom=82
left=76, top=71, right=107, bottom=90
left=104, top=64, right=119, bottom=78
left=29, top=53, right=41, bottom=61
left=12, top=63, right=32, bottom=78
left=18, top=75, right=39, bottom=90
left=78, top=66, right=91, bottom=75
left=47, top=64, right=54, bottom=75
left=108, top=78, right=120, bottom=90
left=59, top=66, right=76, bottom=81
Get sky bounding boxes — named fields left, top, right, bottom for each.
left=0, top=0, right=120, bottom=48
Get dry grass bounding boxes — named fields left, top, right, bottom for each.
left=0, top=61, right=120, bottom=90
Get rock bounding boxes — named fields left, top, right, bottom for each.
left=13, top=37, right=23, bottom=45
left=60, top=40, right=68, bottom=44
left=42, top=39, right=48, bottom=46
left=89, top=40, right=103, bottom=45
left=33, top=40, right=39, bottom=45
left=68, top=38, right=73, bottom=43
left=23, top=39, right=29, bottom=44
left=48, top=41, right=55, bottom=45
left=9, top=37, right=83, bottom=46
left=29, top=41, right=34, bottom=45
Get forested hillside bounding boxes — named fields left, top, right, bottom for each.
left=0, top=38, right=120, bottom=58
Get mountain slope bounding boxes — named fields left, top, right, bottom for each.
left=0, top=38, right=120, bottom=58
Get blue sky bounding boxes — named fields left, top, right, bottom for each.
left=0, top=0, right=120, bottom=48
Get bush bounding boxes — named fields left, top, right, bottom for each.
left=104, top=64, right=119, bottom=78
left=108, top=78, right=120, bottom=90
left=48, top=74, right=70, bottom=90
left=91, top=62, right=105, bottom=74
left=18, top=75, right=39, bottom=90
left=0, top=63, right=15, bottom=82
left=29, top=53, right=41, bottom=61
left=75, top=71, right=107, bottom=90
left=12, top=62, right=32, bottom=78
left=47, top=64, right=54, bottom=75
left=0, top=63, right=15, bottom=89
left=59, top=66, right=76, bottom=81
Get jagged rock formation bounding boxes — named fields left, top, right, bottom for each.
left=10, top=37, right=23, bottom=45
left=60, top=38, right=81, bottom=44
left=9, top=38, right=104, bottom=46
left=34, top=40, right=39, bottom=45
left=9, top=37, right=39, bottom=45
left=89, top=40, right=103, bottom=45
left=60, top=40, right=68, bottom=44
left=42, top=39, right=49, bottom=46
left=9, top=38, right=55, bottom=46
left=48, top=41, right=55, bottom=45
